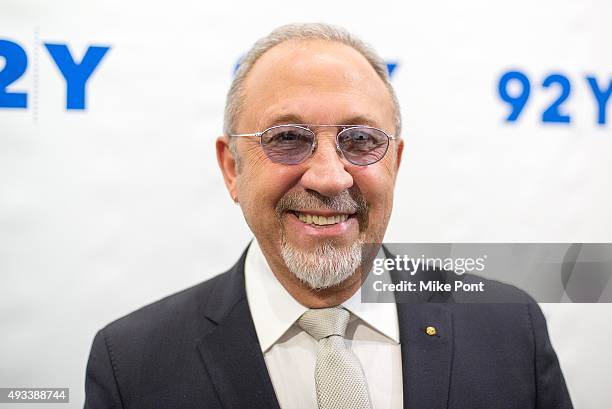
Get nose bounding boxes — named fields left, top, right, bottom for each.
left=299, top=135, right=354, bottom=197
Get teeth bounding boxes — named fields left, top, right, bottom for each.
left=296, top=212, right=349, bottom=226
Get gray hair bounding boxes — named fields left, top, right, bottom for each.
left=223, top=23, right=402, bottom=159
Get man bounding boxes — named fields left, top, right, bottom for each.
left=84, top=23, right=573, bottom=408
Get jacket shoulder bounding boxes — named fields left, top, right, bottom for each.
left=101, top=245, right=249, bottom=341
left=102, top=271, right=228, bottom=341
left=85, top=255, right=248, bottom=409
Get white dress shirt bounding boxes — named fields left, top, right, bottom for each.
left=244, top=239, right=403, bottom=409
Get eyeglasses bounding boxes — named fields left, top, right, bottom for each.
left=229, top=124, right=398, bottom=166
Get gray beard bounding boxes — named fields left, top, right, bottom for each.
left=280, top=237, right=363, bottom=290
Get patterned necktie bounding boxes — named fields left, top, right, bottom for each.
left=298, top=307, right=373, bottom=409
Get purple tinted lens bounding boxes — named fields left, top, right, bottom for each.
left=261, top=126, right=314, bottom=165
left=337, top=127, right=389, bottom=165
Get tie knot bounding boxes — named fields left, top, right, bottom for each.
left=298, top=307, right=350, bottom=341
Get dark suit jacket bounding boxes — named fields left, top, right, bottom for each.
left=84, top=245, right=573, bottom=409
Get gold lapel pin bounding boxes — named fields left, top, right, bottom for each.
left=425, top=326, right=437, bottom=336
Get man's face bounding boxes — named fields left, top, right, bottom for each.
left=218, top=39, right=403, bottom=289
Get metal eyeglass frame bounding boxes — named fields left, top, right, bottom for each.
left=229, top=124, right=398, bottom=166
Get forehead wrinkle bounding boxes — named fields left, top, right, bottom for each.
left=259, top=113, right=384, bottom=130
left=255, top=90, right=389, bottom=131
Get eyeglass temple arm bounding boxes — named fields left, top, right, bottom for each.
left=228, top=132, right=263, bottom=137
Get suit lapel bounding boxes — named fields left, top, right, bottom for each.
left=381, top=245, right=453, bottom=409
left=396, top=302, right=453, bottom=409
left=196, top=246, right=280, bottom=409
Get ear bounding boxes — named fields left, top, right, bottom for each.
left=394, top=137, right=404, bottom=173
left=216, top=136, right=239, bottom=202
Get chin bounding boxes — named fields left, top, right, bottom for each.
left=280, top=236, right=363, bottom=290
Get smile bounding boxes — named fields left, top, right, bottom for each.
left=294, top=212, right=351, bottom=226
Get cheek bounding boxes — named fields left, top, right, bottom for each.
left=237, top=159, right=303, bottom=219
left=351, top=164, right=396, bottom=240
left=352, top=165, right=396, bottom=211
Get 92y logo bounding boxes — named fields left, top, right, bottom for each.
left=498, top=70, right=611, bottom=126
left=0, top=38, right=110, bottom=110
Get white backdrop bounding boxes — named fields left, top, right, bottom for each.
left=1, top=0, right=611, bottom=407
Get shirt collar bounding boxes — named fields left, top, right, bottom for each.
left=343, top=276, right=400, bottom=344
left=245, top=239, right=400, bottom=353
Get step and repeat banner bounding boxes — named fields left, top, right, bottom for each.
left=1, top=0, right=611, bottom=407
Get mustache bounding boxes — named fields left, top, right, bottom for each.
left=275, top=189, right=368, bottom=218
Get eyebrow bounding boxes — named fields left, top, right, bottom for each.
left=264, top=113, right=381, bottom=129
